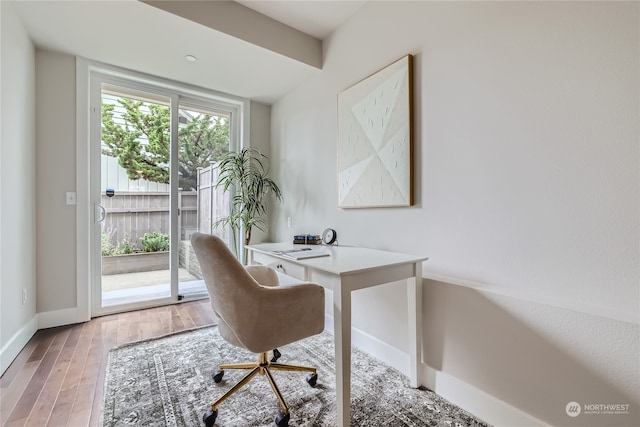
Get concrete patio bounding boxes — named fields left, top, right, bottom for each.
left=101, top=268, right=207, bottom=307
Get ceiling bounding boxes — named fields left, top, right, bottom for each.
left=235, top=0, right=365, bottom=39
left=10, top=0, right=366, bottom=104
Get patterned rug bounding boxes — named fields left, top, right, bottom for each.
left=102, top=326, right=489, bottom=426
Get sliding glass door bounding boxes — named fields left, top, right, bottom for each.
left=91, top=75, right=236, bottom=316
left=176, top=101, right=231, bottom=299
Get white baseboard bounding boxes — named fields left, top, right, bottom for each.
left=324, top=315, right=546, bottom=427
left=422, top=364, right=549, bottom=427
left=0, top=315, right=38, bottom=376
left=0, top=307, right=84, bottom=376
left=323, top=314, right=410, bottom=376
left=38, top=307, right=85, bottom=329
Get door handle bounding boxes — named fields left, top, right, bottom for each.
left=96, top=204, right=106, bottom=222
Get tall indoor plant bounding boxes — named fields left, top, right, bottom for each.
left=214, top=147, right=282, bottom=261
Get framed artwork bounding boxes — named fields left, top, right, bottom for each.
left=337, top=54, right=413, bottom=208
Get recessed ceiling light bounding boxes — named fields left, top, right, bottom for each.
left=185, top=55, right=197, bottom=63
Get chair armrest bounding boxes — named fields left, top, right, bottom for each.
left=245, top=265, right=279, bottom=287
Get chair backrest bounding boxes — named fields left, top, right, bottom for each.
left=190, top=232, right=263, bottom=343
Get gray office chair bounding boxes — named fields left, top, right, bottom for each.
left=190, top=232, right=325, bottom=427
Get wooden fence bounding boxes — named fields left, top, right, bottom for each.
left=101, top=163, right=229, bottom=250
left=196, top=163, right=230, bottom=241
left=101, top=191, right=197, bottom=250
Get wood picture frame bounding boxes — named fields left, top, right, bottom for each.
left=337, top=54, right=413, bottom=208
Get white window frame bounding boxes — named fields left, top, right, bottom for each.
left=76, top=57, right=250, bottom=319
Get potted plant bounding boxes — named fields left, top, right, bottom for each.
left=214, top=147, right=282, bottom=261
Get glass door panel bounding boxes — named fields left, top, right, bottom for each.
left=177, top=102, right=231, bottom=299
left=99, top=85, right=173, bottom=308
left=90, top=72, right=241, bottom=317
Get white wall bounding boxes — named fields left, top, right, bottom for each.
left=0, top=1, right=38, bottom=375
left=270, top=2, right=639, bottom=426
left=248, top=101, right=272, bottom=244
left=35, top=50, right=78, bottom=314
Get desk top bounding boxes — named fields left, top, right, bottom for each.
left=246, top=242, right=427, bottom=276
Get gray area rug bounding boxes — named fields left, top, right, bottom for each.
left=103, top=326, right=489, bottom=426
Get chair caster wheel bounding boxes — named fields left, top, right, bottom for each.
left=275, top=412, right=290, bottom=427
left=212, top=370, right=224, bottom=383
left=203, top=409, right=217, bottom=427
left=306, top=372, right=318, bottom=387
left=271, top=348, right=281, bottom=362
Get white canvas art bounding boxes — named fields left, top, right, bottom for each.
left=337, top=55, right=413, bottom=208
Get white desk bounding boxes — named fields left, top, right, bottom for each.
left=245, top=243, right=427, bottom=427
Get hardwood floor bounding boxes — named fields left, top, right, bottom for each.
left=0, top=300, right=217, bottom=427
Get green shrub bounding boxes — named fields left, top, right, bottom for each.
left=113, top=234, right=134, bottom=255
left=102, top=232, right=137, bottom=255
left=141, top=232, right=170, bottom=252
left=101, top=232, right=114, bottom=256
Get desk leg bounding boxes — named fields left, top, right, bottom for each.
left=407, top=262, right=423, bottom=388
left=333, top=283, right=351, bottom=427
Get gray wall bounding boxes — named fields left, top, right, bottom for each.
left=248, top=100, right=272, bottom=244
left=270, top=2, right=639, bottom=426
left=0, top=1, right=38, bottom=374
left=35, top=50, right=77, bottom=313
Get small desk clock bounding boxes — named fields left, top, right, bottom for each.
left=322, top=228, right=337, bottom=245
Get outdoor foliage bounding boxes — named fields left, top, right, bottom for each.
left=101, top=97, right=229, bottom=191
left=141, top=232, right=170, bottom=252
left=101, top=232, right=135, bottom=256
left=102, top=231, right=169, bottom=255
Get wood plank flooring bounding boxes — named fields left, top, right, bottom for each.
left=0, top=300, right=217, bottom=427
